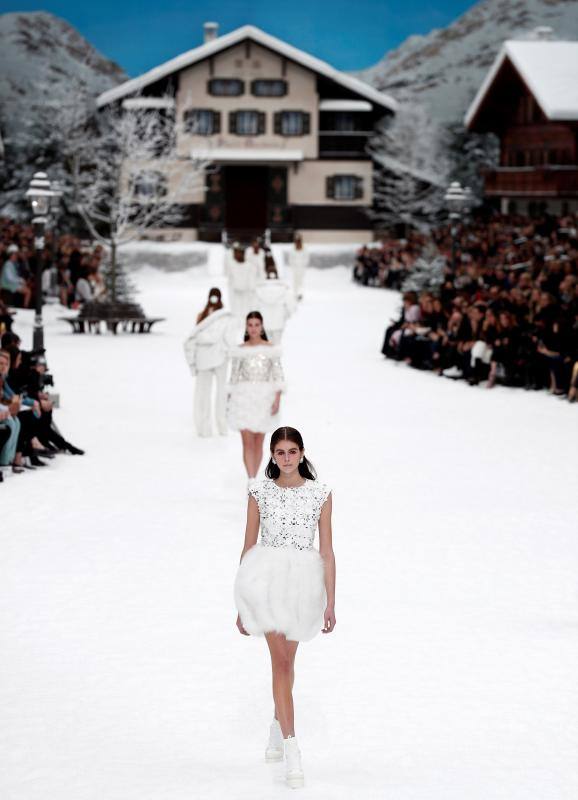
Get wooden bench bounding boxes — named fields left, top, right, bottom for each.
left=59, top=317, right=165, bottom=334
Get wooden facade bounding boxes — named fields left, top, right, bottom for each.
left=467, top=50, right=578, bottom=214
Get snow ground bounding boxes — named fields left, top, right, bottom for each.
left=1, top=253, right=577, bottom=800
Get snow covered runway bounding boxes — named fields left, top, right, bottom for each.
left=2, top=254, right=577, bottom=799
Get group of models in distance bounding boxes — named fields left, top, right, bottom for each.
left=184, top=236, right=337, bottom=790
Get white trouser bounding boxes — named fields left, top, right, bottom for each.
left=194, top=363, right=228, bottom=437
left=292, top=268, right=305, bottom=299
left=471, top=340, right=493, bottom=367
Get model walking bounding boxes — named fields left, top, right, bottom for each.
left=287, top=233, right=310, bottom=302
left=183, top=288, right=235, bottom=437
left=225, top=242, right=258, bottom=319
left=254, top=260, right=295, bottom=344
left=227, top=311, right=285, bottom=477
left=234, top=426, right=336, bottom=789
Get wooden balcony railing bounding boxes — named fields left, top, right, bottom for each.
left=483, top=166, right=578, bottom=196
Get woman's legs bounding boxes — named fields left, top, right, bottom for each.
left=241, top=431, right=266, bottom=477
left=265, top=632, right=299, bottom=738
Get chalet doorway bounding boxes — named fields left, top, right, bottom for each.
left=224, top=166, right=268, bottom=238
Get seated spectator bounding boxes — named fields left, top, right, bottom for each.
left=1, top=245, right=32, bottom=308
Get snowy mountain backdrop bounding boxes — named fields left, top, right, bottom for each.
left=358, top=0, right=578, bottom=124
left=0, top=12, right=126, bottom=213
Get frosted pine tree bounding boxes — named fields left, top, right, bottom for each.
left=402, top=256, right=447, bottom=293
left=369, top=104, right=450, bottom=234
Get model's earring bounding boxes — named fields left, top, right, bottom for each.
left=300, top=457, right=304, bottom=464
left=272, top=458, right=277, bottom=465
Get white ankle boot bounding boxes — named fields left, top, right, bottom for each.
left=284, top=736, right=304, bottom=789
left=265, top=718, right=284, bottom=762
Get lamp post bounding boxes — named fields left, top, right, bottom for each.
left=25, top=172, right=54, bottom=352
left=444, top=181, right=467, bottom=272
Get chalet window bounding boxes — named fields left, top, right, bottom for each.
left=208, top=78, right=244, bottom=96
left=326, top=175, right=364, bottom=201
left=333, top=112, right=355, bottom=131
left=274, top=111, right=311, bottom=136
left=183, top=109, right=220, bottom=135
left=230, top=110, right=265, bottom=136
left=252, top=79, right=288, bottom=97
left=132, top=171, right=167, bottom=198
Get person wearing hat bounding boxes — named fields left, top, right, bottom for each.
left=1, top=245, right=32, bottom=308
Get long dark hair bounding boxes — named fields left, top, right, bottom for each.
left=265, top=426, right=317, bottom=480
left=197, top=287, right=223, bottom=324
left=244, top=310, right=269, bottom=342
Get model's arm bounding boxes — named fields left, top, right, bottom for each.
left=318, top=494, right=336, bottom=634
left=236, top=495, right=260, bottom=635
left=239, top=495, right=260, bottom=561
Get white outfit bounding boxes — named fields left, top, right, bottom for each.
left=287, top=246, right=310, bottom=300
left=227, top=344, right=285, bottom=433
left=234, top=477, right=330, bottom=642
left=253, top=279, right=296, bottom=344
left=183, top=309, right=236, bottom=436
left=245, top=246, right=267, bottom=280
left=226, top=251, right=258, bottom=318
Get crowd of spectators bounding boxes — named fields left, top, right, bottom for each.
left=0, top=218, right=86, bottom=482
left=0, top=217, right=106, bottom=311
left=360, top=212, right=578, bottom=401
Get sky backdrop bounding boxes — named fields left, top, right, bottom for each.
left=0, top=0, right=476, bottom=76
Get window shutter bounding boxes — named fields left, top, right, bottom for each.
left=229, top=111, right=237, bottom=134
left=258, top=111, right=266, bottom=135
left=274, top=112, right=282, bottom=135
left=302, top=112, right=311, bottom=135
left=326, top=176, right=335, bottom=199
left=354, top=176, right=364, bottom=199
left=213, top=111, right=221, bottom=134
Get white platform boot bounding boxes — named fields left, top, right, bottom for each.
left=265, top=718, right=284, bottom=762
left=284, top=736, right=304, bottom=789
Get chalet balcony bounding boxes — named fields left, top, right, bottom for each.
left=483, top=166, right=578, bottom=197
left=318, top=131, right=372, bottom=159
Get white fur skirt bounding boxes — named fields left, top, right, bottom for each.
left=227, top=382, right=279, bottom=433
left=234, top=544, right=326, bottom=642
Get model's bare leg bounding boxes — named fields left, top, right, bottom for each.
left=265, top=632, right=299, bottom=738
left=240, top=430, right=253, bottom=476
left=253, top=432, right=265, bottom=476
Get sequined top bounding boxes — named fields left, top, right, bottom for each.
left=249, top=478, right=331, bottom=550
left=229, top=344, right=285, bottom=390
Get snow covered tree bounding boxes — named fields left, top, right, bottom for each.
left=369, top=103, right=450, bottom=234
left=69, top=97, right=210, bottom=305
left=401, top=256, right=447, bottom=294
left=445, top=123, right=499, bottom=207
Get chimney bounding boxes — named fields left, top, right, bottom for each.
left=204, top=22, right=219, bottom=43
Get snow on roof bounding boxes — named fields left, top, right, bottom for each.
left=122, top=97, right=175, bottom=110
left=465, top=40, right=578, bottom=127
left=190, top=147, right=304, bottom=162
left=97, top=25, right=397, bottom=113
left=319, top=99, right=373, bottom=112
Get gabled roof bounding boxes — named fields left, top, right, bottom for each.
left=97, top=24, right=397, bottom=113
left=465, top=40, right=578, bottom=128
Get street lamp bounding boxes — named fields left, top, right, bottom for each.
left=25, top=171, right=54, bottom=351
left=444, top=181, right=467, bottom=272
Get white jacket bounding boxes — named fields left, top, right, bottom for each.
left=287, top=248, right=310, bottom=271
left=226, top=251, right=258, bottom=292
left=253, top=279, right=295, bottom=331
left=245, top=247, right=266, bottom=280
left=183, top=309, right=236, bottom=375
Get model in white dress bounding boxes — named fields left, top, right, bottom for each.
left=245, top=239, right=267, bottom=281
left=226, top=243, right=258, bottom=319
left=287, top=234, right=310, bottom=301
left=227, top=312, right=285, bottom=477
left=234, top=426, right=336, bottom=789
left=234, top=477, right=330, bottom=641
left=253, top=272, right=295, bottom=344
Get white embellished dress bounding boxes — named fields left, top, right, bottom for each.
left=227, top=344, right=285, bottom=433
left=234, top=478, right=330, bottom=642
